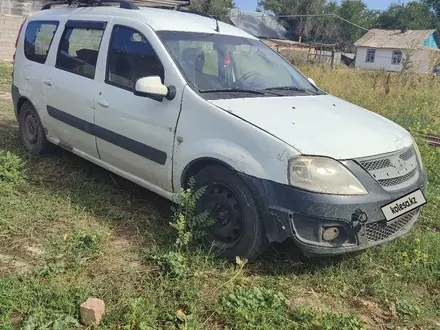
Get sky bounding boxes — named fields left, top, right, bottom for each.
left=234, top=0, right=410, bottom=11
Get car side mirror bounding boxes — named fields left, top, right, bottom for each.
left=134, top=76, right=176, bottom=102
left=308, top=77, right=317, bottom=88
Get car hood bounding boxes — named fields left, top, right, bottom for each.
left=208, top=94, right=412, bottom=160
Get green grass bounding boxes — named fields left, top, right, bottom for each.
left=0, top=63, right=12, bottom=93
left=1, top=62, right=440, bottom=329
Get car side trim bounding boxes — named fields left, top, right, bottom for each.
left=47, top=105, right=167, bottom=165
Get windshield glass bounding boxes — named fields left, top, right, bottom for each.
left=156, top=31, right=320, bottom=95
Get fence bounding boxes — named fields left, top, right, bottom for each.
left=0, top=14, right=25, bottom=61
left=263, top=38, right=347, bottom=68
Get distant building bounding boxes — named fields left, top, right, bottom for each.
left=0, top=0, right=46, bottom=15
left=228, top=9, right=287, bottom=39
left=354, top=29, right=440, bottom=74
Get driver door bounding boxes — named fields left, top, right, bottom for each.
left=93, top=18, right=183, bottom=191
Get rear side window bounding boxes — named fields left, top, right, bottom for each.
left=24, top=20, right=59, bottom=64
left=106, top=25, right=164, bottom=90
left=56, top=22, right=105, bottom=79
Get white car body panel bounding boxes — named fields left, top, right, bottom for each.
left=92, top=17, right=186, bottom=191
left=172, top=87, right=298, bottom=189
left=208, top=94, right=413, bottom=160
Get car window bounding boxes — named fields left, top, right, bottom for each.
left=158, top=31, right=318, bottom=93
left=55, top=25, right=104, bottom=79
left=106, top=25, right=165, bottom=90
left=24, top=20, right=59, bottom=64
left=232, top=44, right=292, bottom=86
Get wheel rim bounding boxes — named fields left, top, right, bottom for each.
left=23, top=111, right=39, bottom=146
left=199, top=183, right=243, bottom=248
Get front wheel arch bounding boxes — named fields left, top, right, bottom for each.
left=192, top=165, right=269, bottom=261
left=180, top=157, right=235, bottom=189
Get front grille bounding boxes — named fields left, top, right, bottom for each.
left=366, top=210, right=417, bottom=242
left=357, top=146, right=419, bottom=191
left=361, top=158, right=392, bottom=172
left=378, top=168, right=417, bottom=187
left=399, top=148, right=414, bottom=161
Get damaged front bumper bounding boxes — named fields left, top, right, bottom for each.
left=240, top=159, right=428, bottom=257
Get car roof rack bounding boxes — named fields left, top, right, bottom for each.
left=134, top=0, right=191, bottom=8
left=41, top=0, right=190, bottom=10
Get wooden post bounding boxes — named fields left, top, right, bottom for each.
left=331, top=49, right=335, bottom=70
left=319, top=44, right=323, bottom=62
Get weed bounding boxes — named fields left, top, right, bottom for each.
left=170, top=177, right=214, bottom=252
left=400, top=238, right=429, bottom=268
left=151, top=177, right=214, bottom=277
left=22, top=313, right=80, bottom=330
left=151, top=250, right=187, bottom=277
left=219, top=285, right=366, bottom=330
left=219, top=285, right=291, bottom=329
left=0, top=150, right=25, bottom=192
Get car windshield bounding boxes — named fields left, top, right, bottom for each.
left=156, top=31, right=320, bottom=96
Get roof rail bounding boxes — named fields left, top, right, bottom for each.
left=41, top=0, right=190, bottom=10
left=41, top=0, right=140, bottom=10
left=134, top=0, right=190, bottom=8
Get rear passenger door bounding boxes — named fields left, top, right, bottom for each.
left=93, top=18, right=184, bottom=192
left=43, top=19, right=108, bottom=159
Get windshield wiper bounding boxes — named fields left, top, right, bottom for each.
left=199, top=88, right=265, bottom=95
left=265, top=86, right=320, bottom=95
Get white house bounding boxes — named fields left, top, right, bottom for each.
left=354, top=29, right=440, bottom=74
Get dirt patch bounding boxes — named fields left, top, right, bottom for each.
left=0, top=253, right=30, bottom=275
left=288, top=290, right=388, bottom=329
left=0, top=92, right=11, bottom=101
left=24, top=245, right=44, bottom=257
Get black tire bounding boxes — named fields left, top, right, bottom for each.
left=18, top=102, right=53, bottom=155
left=193, top=165, right=268, bottom=261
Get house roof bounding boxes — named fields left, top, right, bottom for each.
left=228, top=9, right=287, bottom=39
left=354, top=29, right=436, bottom=49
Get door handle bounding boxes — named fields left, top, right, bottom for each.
left=97, top=99, right=109, bottom=108
left=43, top=80, right=53, bottom=86
left=24, top=76, right=30, bottom=81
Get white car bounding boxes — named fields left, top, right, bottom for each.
left=11, top=0, right=427, bottom=260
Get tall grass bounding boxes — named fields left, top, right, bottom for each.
left=300, top=65, right=440, bottom=132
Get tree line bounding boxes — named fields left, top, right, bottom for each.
left=189, top=0, right=440, bottom=52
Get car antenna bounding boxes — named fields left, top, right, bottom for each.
left=214, top=16, right=219, bottom=32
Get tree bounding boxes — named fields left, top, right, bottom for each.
left=423, top=0, right=440, bottom=30
left=377, top=2, right=437, bottom=30
left=257, top=0, right=327, bottom=40
left=189, top=0, right=235, bottom=22
left=257, top=0, right=377, bottom=49
left=338, top=0, right=378, bottom=50
left=424, top=0, right=440, bottom=18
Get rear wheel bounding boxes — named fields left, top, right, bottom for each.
left=193, top=166, right=268, bottom=261
left=18, top=102, right=53, bottom=155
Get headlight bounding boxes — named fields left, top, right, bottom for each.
left=288, top=156, right=368, bottom=195
left=411, top=135, right=424, bottom=170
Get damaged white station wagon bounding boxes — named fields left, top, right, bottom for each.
left=11, top=0, right=427, bottom=260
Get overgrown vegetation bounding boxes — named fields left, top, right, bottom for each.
left=257, top=0, right=440, bottom=50
left=2, top=62, right=440, bottom=329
